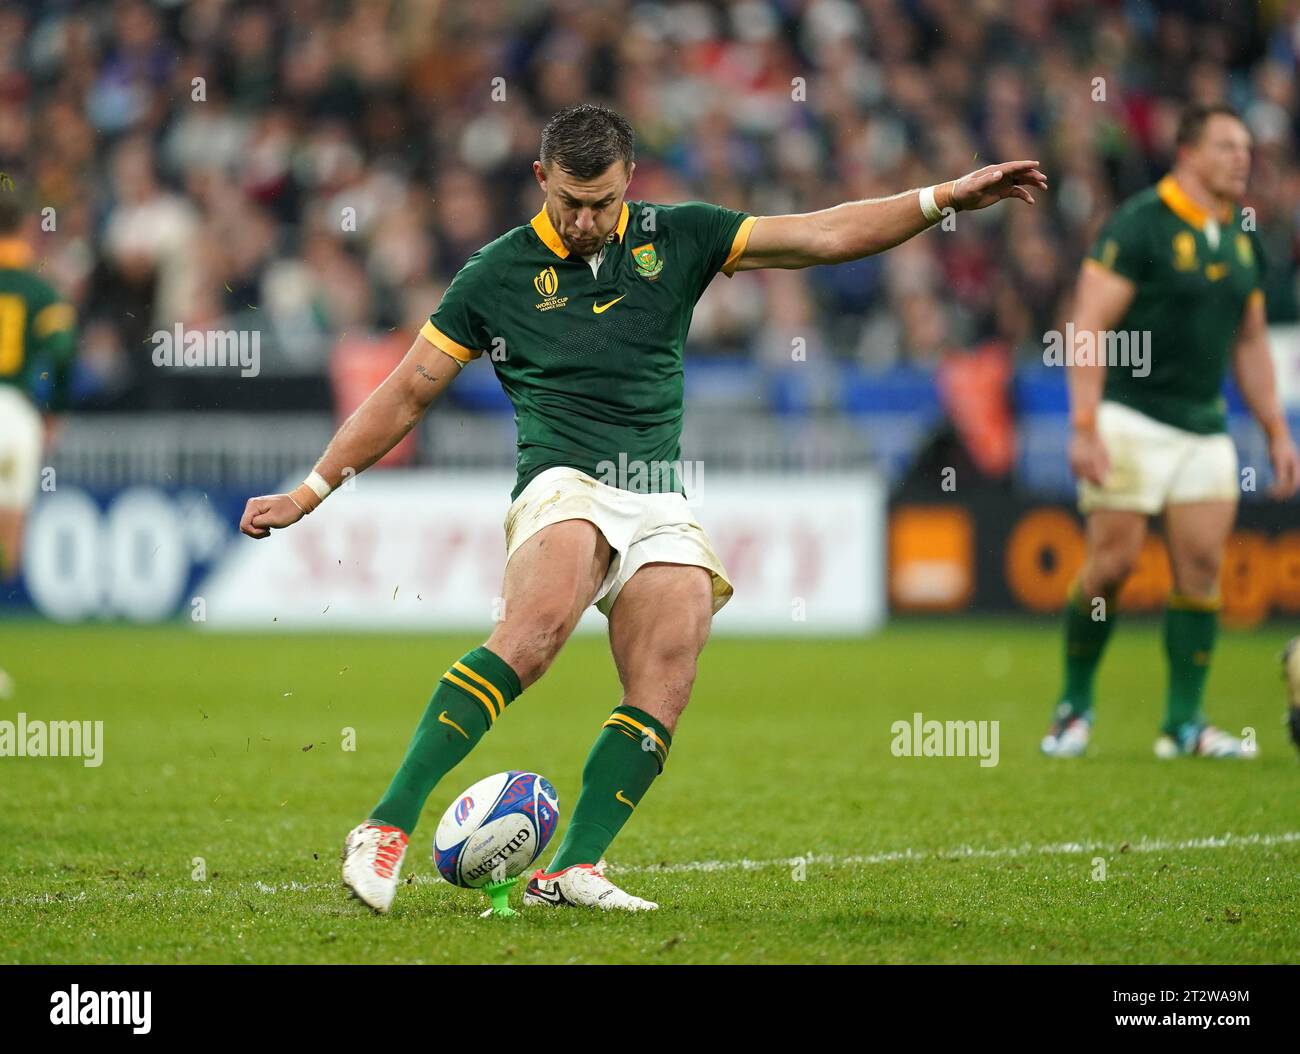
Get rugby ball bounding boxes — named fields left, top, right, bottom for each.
left=433, top=771, right=559, bottom=887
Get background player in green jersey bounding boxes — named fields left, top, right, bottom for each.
left=0, top=196, right=77, bottom=697
left=1043, top=104, right=1300, bottom=761
left=240, top=104, right=1047, bottom=913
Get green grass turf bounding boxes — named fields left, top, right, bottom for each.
left=1, top=619, right=1297, bottom=964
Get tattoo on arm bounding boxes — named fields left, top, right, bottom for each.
left=414, top=363, right=437, bottom=383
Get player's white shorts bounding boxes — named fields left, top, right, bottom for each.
left=1078, top=400, right=1239, bottom=515
left=0, top=385, right=43, bottom=511
left=503, top=466, right=733, bottom=616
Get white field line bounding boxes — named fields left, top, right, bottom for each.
left=3, top=831, right=1298, bottom=908
left=623, top=830, right=1300, bottom=874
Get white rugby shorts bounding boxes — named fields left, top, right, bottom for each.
left=0, top=385, right=43, bottom=511
left=1078, top=400, right=1239, bottom=515
left=503, top=466, right=733, bottom=616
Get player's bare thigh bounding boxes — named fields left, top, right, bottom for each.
left=0, top=508, right=23, bottom=581
left=1164, top=500, right=1236, bottom=599
left=607, top=562, right=714, bottom=734
left=485, top=518, right=613, bottom=689
left=1080, top=509, right=1147, bottom=596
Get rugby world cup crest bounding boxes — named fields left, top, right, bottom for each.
left=534, top=266, right=559, bottom=297
left=632, top=242, right=664, bottom=280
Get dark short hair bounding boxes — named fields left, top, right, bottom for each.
left=539, top=104, right=635, bottom=181
left=1176, top=103, right=1246, bottom=148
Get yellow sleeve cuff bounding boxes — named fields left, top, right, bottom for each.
left=721, top=216, right=757, bottom=277
left=420, top=320, right=480, bottom=363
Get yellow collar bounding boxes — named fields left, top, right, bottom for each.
left=530, top=201, right=630, bottom=259
left=0, top=239, right=33, bottom=269
left=1157, top=175, right=1233, bottom=228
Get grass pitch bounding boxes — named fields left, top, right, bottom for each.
left=1, top=619, right=1297, bottom=964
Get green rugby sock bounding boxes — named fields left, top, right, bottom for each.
left=1057, top=579, right=1116, bottom=719
left=546, top=705, right=671, bottom=873
left=370, top=646, right=521, bottom=834
left=1162, top=593, right=1219, bottom=737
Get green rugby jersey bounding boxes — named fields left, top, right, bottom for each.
left=1086, top=175, right=1266, bottom=435
left=0, top=239, right=77, bottom=411
left=421, top=200, right=755, bottom=499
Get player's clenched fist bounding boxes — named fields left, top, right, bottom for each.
left=239, top=493, right=306, bottom=539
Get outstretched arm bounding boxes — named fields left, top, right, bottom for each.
left=239, top=335, right=463, bottom=538
left=732, top=161, right=1047, bottom=271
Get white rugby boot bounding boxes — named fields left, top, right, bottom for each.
left=1041, top=705, right=1091, bottom=758
left=342, top=822, right=409, bottom=913
left=1154, top=724, right=1257, bottom=759
left=523, top=859, right=657, bottom=912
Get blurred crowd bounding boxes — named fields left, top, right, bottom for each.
left=2, top=0, right=1299, bottom=410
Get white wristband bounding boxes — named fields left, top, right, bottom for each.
left=919, top=185, right=942, bottom=223
left=304, top=471, right=332, bottom=500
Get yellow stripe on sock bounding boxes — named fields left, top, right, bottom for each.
left=1169, top=592, right=1222, bottom=613
left=443, top=671, right=497, bottom=724
left=602, top=714, right=667, bottom=757
left=452, top=661, right=505, bottom=717
left=603, top=714, right=644, bottom=740
left=603, top=720, right=642, bottom=746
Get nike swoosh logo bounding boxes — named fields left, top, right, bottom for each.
left=438, top=711, right=469, bottom=740
left=615, top=790, right=635, bottom=809
left=593, top=295, right=625, bottom=314
left=529, top=884, right=564, bottom=904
